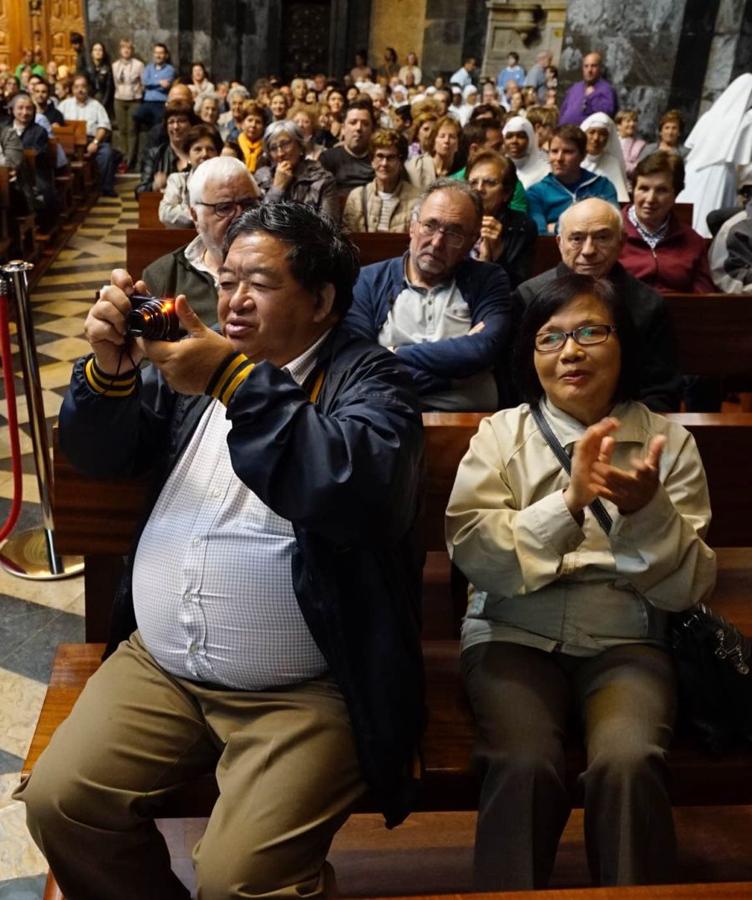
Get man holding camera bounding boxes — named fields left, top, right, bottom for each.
left=17, top=202, right=425, bottom=900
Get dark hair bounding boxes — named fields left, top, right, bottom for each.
left=223, top=202, right=360, bottom=319
left=345, top=97, right=375, bottom=124
left=552, top=124, right=586, bottom=157
left=222, top=140, right=243, bottom=160
left=468, top=104, right=503, bottom=127
left=181, top=123, right=223, bottom=156
left=633, top=150, right=685, bottom=195
left=162, top=101, right=198, bottom=135
left=508, top=52, right=520, bottom=63
left=514, top=273, right=639, bottom=404
left=90, top=41, right=111, bottom=65
left=153, top=42, right=171, bottom=61
left=463, top=121, right=488, bottom=149
left=191, top=61, right=208, bottom=78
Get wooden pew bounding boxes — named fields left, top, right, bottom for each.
left=23, top=413, right=752, bottom=899
left=137, top=191, right=166, bottom=228
left=0, top=167, right=12, bottom=262
left=52, top=121, right=96, bottom=205
left=125, top=227, right=196, bottom=283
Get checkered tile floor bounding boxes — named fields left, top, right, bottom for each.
left=0, top=181, right=137, bottom=894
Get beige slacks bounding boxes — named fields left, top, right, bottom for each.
left=15, top=632, right=366, bottom=900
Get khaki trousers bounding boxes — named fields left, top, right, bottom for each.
left=113, top=99, right=139, bottom=169
left=462, top=641, right=677, bottom=891
left=15, top=632, right=366, bottom=900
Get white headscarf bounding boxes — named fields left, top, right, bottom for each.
left=458, top=84, right=478, bottom=126
left=678, top=75, right=752, bottom=235
left=581, top=112, right=630, bottom=202
left=502, top=116, right=549, bottom=188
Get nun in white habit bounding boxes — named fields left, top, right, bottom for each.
left=501, top=115, right=550, bottom=188
left=677, top=74, right=752, bottom=237
left=581, top=112, right=630, bottom=202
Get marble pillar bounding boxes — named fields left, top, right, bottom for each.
left=700, top=0, right=748, bottom=113
left=559, top=0, right=701, bottom=137
left=482, top=0, right=566, bottom=78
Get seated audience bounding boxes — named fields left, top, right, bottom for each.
left=159, top=123, right=223, bottom=228
left=527, top=125, right=618, bottom=234
left=9, top=92, right=57, bottom=224
left=615, top=109, right=645, bottom=178
left=407, top=111, right=438, bottom=159
left=458, top=84, right=479, bottom=126
left=405, top=114, right=462, bottom=189
left=30, top=77, right=63, bottom=127
left=620, top=151, right=713, bottom=293
left=217, top=86, right=250, bottom=141
left=447, top=271, right=715, bottom=893
left=345, top=179, right=514, bottom=411
left=58, top=73, right=117, bottom=197
left=581, top=112, right=630, bottom=201
left=143, top=155, right=259, bottom=322
left=268, top=91, right=289, bottom=123
left=502, top=115, right=549, bottom=189
left=189, top=62, right=215, bottom=109
left=524, top=50, right=553, bottom=104
left=341, top=128, right=419, bottom=232
left=399, top=51, right=422, bottom=86
left=638, top=109, right=689, bottom=163
left=515, top=198, right=682, bottom=411
left=136, top=101, right=194, bottom=194
left=467, top=151, right=536, bottom=288
left=291, top=106, right=325, bottom=159
left=197, top=94, right=220, bottom=127
left=320, top=99, right=375, bottom=197
left=254, top=121, right=339, bottom=221
left=525, top=105, right=557, bottom=154
left=18, top=200, right=424, bottom=900
left=237, top=100, right=265, bottom=172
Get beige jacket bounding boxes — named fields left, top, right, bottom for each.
left=446, top=399, right=717, bottom=656
left=405, top=153, right=437, bottom=191
left=342, top=178, right=420, bottom=233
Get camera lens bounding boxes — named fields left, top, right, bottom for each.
left=126, top=298, right=181, bottom=341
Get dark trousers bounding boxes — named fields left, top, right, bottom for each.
left=133, top=100, right=166, bottom=132
left=462, top=641, right=677, bottom=891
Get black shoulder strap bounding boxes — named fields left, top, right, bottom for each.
left=530, top=402, right=613, bottom=535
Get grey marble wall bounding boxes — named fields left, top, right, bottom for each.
left=560, top=0, right=693, bottom=137
left=86, top=0, right=179, bottom=61
left=420, top=0, right=487, bottom=82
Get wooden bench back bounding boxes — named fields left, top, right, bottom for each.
left=53, top=413, right=752, bottom=560
left=126, top=228, right=195, bottom=283
left=138, top=192, right=166, bottom=228
left=52, top=121, right=87, bottom=158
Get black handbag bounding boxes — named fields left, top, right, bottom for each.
left=531, top=403, right=752, bottom=752
left=668, top=604, right=752, bottom=753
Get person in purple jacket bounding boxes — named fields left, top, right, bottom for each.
left=558, top=52, right=618, bottom=127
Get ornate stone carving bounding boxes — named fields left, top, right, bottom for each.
left=482, top=0, right=566, bottom=77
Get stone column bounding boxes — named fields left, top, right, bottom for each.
left=482, top=0, right=566, bottom=79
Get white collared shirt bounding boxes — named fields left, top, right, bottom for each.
left=133, top=333, right=330, bottom=689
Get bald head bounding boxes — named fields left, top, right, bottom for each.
left=582, top=52, right=602, bottom=85
left=168, top=83, right=193, bottom=104
left=558, top=199, right=623, bottom=277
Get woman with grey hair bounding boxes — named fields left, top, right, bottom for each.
left=254, top=120, right=339, bottom=221
left=217, top=85, right=250, bottom=141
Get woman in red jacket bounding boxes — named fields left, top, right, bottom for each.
left=620, top=151, right=714, bottom=293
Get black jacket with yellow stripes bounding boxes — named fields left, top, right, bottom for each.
left=59, top=327, right=426, bottom=827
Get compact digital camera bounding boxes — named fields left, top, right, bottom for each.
left=126, top=293, right=183, bottom=342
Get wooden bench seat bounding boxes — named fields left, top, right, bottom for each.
left=375, top=883, right=752, bottom=900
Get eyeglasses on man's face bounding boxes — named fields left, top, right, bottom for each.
left=534, top=324, right=617, bottom=353
left=194, top=197, right=259, bottom=219
left=416, top=218, right=466, bottom=249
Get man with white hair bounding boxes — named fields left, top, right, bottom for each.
left=524, top=50, right=553, bottom=104
left=142, top=156, right=260, bottom=322
left=514, top=197, right=682, bottom=411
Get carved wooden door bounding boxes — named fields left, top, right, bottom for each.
left=2, top=0, right=85, bottom=72
left=281, top=0, right=332, bottom=81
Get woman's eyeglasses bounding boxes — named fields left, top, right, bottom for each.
left=534, top=324, right=616, bottom=353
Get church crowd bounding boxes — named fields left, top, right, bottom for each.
left=6, top=31, right=752, bottom=900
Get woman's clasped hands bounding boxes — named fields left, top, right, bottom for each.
left=564, top=417, right=667, bottom=521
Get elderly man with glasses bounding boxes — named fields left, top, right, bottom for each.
left=514, top=197, right=682, bottom=411
left=142, top=156, right=260, bottom=323
left=345, top=178, right=515, bottom=411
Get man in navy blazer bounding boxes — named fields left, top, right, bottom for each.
left=345, top=179, right=515, bottom=411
